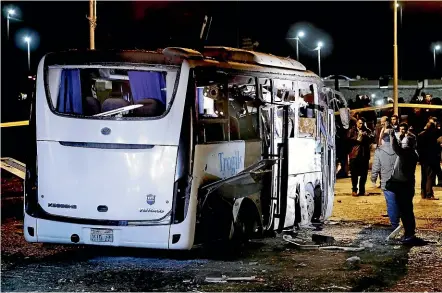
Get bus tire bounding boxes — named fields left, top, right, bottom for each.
left=304, top=183, right=315, bottom=224
left=312, top=184, right=323, bottom=223
left=231, top=200, right=260, bottom=248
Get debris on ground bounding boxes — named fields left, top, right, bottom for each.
left=321, top=285, right=352, bottom=291
left=283, top=234, right=365, bottom=252
left=386, top=225, right=403, bottom=241
left=282, top=235, right=319, bottom=250
left=204, top=275, right=264, bottom=283
left=345, top=256, right=361, bottom=268
left=360, top=240, right=374, bottom=248
left=319, top=246, right=365, bottom=252
left=312, top=234, right=335, bottom=245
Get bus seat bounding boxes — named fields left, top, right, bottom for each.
left=101, top=98, right=130, bottom=112
left=84, top=96, right=101, bottom=115
left=133, top=98, right=166, bottom=117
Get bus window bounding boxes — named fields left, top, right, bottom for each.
left=196, top=71, right=229, bottom=143
left=273, top=79, right=295, bottom=102
left=228, top=76, right=260, bottom=140
left=274, top=79, right=296, bottom=137
left=47, top=67, right=177, bottom=118
left=297, top=82, right=317, bottom=138
left=258, top=78, right=272, bottom=103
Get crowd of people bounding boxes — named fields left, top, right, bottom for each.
left=341, top=112, right=441, bottom=245
left=346, top=91, right=442, bottom=110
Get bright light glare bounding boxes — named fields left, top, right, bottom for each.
left=436, top=45, right=441, bottom=51
left=396, top=3, right=400, bottom=8
left=376, top=100, right=384, bottom=106
left=24, top=36, right=31, bottom=43
left=298, top=31, right=305, bottom=38
left=317, top=41, right=323, bottom=48
left=8, top=9, right=15, bottom=15
left=371, top=94, right=376, bottom=98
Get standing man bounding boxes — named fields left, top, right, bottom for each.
left=417, top=122, right=440, bottom=200
left=391, top=114, right=400, bottom=132
left=371, top=129, right=399, bottom=229
left=376, top=116, right=391, bottom=147
left=348, top=117, right=374, bottom=196
left=387, top=123, right=424, bottom=245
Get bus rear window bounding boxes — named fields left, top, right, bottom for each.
left=46, top=67, right=177, bottom=118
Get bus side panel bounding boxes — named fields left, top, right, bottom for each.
left=168, top=191, right=197, bottom=250
left=169, top=141, right=246, bottom=249
left=193, top=142, right=246, bottom=183
left=278, top=138, right=322, bottom=228
left=288, top=138, right=321, bottom=175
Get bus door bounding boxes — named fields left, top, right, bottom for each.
left=260, top=104, right=293, bottom=232
left=324, top=108, right=336, bottom=219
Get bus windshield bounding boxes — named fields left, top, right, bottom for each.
left=46, top=67, right=178, bottom=119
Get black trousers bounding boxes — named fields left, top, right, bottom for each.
left=350, top=158, right=368, bottom=194
left=420, top=163, right=436, bottom=198
left=388, top=180, right=416, bottom=238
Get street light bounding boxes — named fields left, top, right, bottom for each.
left=295, top=31, right=305, bottom=61
left=24, top=36, right=31, bottom=71
left=396, top=3, right=403, bottom=28
left=434, top=45, right=441, bottom=69
left=6, top=9, right=15, bottom=40
left=316, top=41, right=323, bottom=78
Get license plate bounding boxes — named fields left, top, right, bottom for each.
left=90, top=229, right=113, bottom=243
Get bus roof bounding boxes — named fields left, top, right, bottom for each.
left=44, top=47, right=315, bottom=75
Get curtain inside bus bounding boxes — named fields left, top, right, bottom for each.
left=127, top=71, right=166, bottom=105
left=57, top=69, right=83, bottom=114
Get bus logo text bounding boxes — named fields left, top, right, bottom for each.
left=48, top=203, right=77, bottom=209
left=139, top=208, right=164, bottom=213
left=218, top=151, right=243, bottom=177
left=146, top=194, right=156, bottom=205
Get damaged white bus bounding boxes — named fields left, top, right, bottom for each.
left=24, top=46, right=347, bottom=250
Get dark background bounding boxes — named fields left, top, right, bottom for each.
left=2, top=1, right=442, bottom=122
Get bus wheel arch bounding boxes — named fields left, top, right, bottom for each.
left=232, top=197, right=261, bottom=242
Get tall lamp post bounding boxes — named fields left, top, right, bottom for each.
left=24, top=36, right=31, bottom=71
left=316, top=41, right=323, bottom=78
left=88, top=0, right=97, bottom=50
left=393, top=0, right=399, bottom=116
left=434, top=45, right=441, bottom=69
left=6, top=9, right=15, bottom=40
left=397, top=3, right=403, bottom=80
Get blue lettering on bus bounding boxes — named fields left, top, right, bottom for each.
left=218, top=151, right=243, bottom=177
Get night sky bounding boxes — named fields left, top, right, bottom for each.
left=1, top=1, right=442, bottom=122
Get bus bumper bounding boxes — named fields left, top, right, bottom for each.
left=24, top=214, right=172, bottom=249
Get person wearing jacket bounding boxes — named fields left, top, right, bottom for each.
left=387, top=123, right=425, bottom=245
left=391, top=114, right=400, bottom=132
left=417, top=122, right=440, bottom=200
left=347, top=117, right=374, bottom=196
left=371, top=129, right=399, bottom=229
